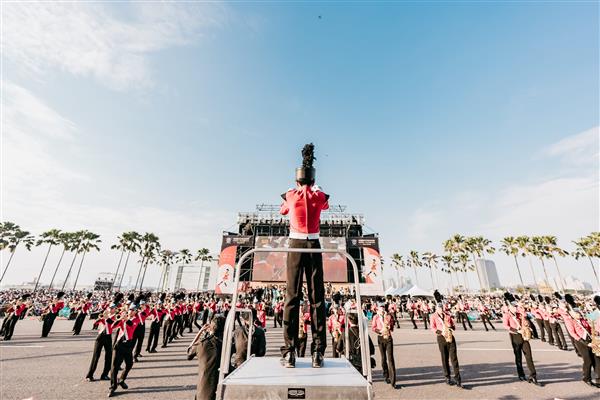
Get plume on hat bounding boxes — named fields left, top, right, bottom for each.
left=301, top=143, right=315, bottom=169
left=433, top=290, right=444, bottom=304
left=113, top=292, right=124, bottom=305
left=553, top=292, right=563, bottom=300
left=57, top=291, right=65, bottom=299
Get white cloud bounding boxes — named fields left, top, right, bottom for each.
left=2, top=2, right=226, bottom=90
left=541, top=126, right=599, bottom=167
left=401, top=126, right=599, bottom=289
left=1, top=81, right=231, bottom=286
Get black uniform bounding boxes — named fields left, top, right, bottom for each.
left=86, top=318, right=113, bottom=380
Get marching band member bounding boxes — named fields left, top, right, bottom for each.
left=146, top=294, right=166, bottom=353
left=502, top=294, right=540, bottom=385
left=296, top=302, right=311, bottom=357
left=327, top=306, right=345, bottom=358
left=372, top=303, right=396, bottom=387
left=86, top=295, right=121, bottom=382
left=108, top=304, right=140, bottom=397
left=431, top=292, right=462, bottom=388
left=457, top=298, right=473, bottom=331
left=72, top=293, right=92, bottom=335
left=279, top=144, right=329, bottom=369
left=560, top=294, right=600, bottom=388
left=478, top=300, right=496, bottom=331
left=2, top=295, right=30, bottom=340
left=41, top=291, right=65, bottom=338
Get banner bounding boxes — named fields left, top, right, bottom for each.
left=214, top=235, right=253, bottom=294
left=347, top=237, right=384, bottom=296
left=252, top=236, right=348, bottom=282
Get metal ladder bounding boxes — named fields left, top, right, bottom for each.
left=216, top=247, right=373, bottom=400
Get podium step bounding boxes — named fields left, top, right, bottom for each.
left=219, top=357, right=371, bottom=400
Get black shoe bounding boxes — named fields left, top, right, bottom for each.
left=312, top=352, right=323, bottom=368
left=583, top=380, right=598, bottom=388
left=137, top=353, right=143, bottom=358
left=281, top=352, right=296, bottom=368
left=456, top=381, right=463, bottom=388
left=119, top=381, right=128, bottom=389
left=85, top=377, right=94, bottom=382
left=541, top=338, right=546, bottom=342
left=134, top=357, right=139, bottom=363
left=107, top=389, right=115, bottom=398
left=385, top=378, right=391, bottom=384
left=161, top=345, right=167, bottom=348
left=518, top=375, right=527, bottom=381
left=528, top=377, right=542, bottom=386
left=149, top=349, right=157, bottom=353
left=446, top=378, right=455, bottom=386
left=100, top=375, right=110, bottom=381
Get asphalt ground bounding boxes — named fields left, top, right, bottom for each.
left=0, top=318, right=598, bottom=400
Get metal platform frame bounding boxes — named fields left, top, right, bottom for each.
left=217, top=247, right=373, bottom=400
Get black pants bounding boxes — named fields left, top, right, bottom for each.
left=420, top=311, right=429, bottom=329
left=296, top=334, right=307, bottom=357
left=86, top=332, right=112, bottom=379
left=3, top=315, right=19, bottom=340
left=274, top=312, right=283, bottom=328
left=436, top=335, right=461, bottom=382
left=481, top=314, right=495, bottom=331
left=509, top=333, right=536, bottom=379
left=550, top=322, right=567, bottom=349
left=459, top=312, right=472, bottom=330
left=162, top=319, right=173, bottom=347
left=133, top=323, right=145, bottom=357
left=573, top=340, right=600, bottom=382
left=543, top=320, right=555, bottom=345
left=73, top=312, right=86, bottom=335
left=110, top=339, right=134, bottom=390
left=282, top=239, right=326, bottom=356
left=147, top=321, right=160, bottom=352
left=331, top=335, right=342, bottom=358
left=535, top=318, right=545, bottom=341
left=410, top=311, right=418, bottom=329
left=378, top=336, right=396, bottom=386
left=42, top=312, right=57, bottom=337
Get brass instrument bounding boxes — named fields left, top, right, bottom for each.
left=442, top=314, right=454, bottom=343
left=520, top=313, right=532, bottom=341
left=588, top=319, right=600, bottom=357
left=382, top=315, right=391, bottom=340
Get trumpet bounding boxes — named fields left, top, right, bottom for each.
left=333, top=318, right=342, bottom=341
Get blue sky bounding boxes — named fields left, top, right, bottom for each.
left=1, top=2, right=598, bottom=290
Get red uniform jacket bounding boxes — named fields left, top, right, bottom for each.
left=280, top=185, right=329, bottom=239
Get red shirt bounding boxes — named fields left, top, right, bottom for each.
left=280, top=185, right=329, bottom=239
left=430, top=312, right=455, bottom=333
left=371, top=313, right=394, bottom=334
left=15, top=304, right=28, bottom=316
left=115, top=318, right=140, bottom=341
left=52, top=301, right=64, bottom=314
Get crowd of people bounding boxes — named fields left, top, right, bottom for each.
left=1, top=286, right=599, bottom=398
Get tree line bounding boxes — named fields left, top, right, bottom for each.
left=0, top=222, right=213, bottom=292
left=390, top=233, right=600, bottom=292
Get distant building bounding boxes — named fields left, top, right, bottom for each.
left=563, top=275, right=593, bottom=291
left=168, top=258, right=218, bottom=291
left=475, top=259, right=501, bottom=290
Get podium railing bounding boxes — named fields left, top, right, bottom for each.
left=217, top=248, right=373, bottom=390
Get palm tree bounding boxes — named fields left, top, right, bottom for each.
left=500, top=236, right=525, bottom=287
left=408, top=250, right=421, bottom=285
left=457, top=252, right=470, bottom=292
left=195, top=248, right=213, bottom=291
left=136, top=233, right=161, bottom=291
left=515, top=235, right=539, bottom=292
left=0, top=222, right=35, bottom=284
left=531, top=236, right=553, bottom=291
left=544, top=235, right=567, bottom=292
left=157, top=249, right=175, bottom=291
left=33, top=229, right=62, bottom=292
left=421, top=251, right=439, bottom=289
left=48, top=232, right=72, bottom=290
left=61, top=231, right=86, bottom=291
left=110, top=233, right=128, bottom=289
left=117, top=231, right=142, bottom=291
left=391, top=253, right=404, bottom=287
left=466, top=236, right=495, bottom=292
left=72, top=232, right=101, bottom=290
left=573, top=233, right=600, bottom=286
left=441, top=254, right=457, bottom=293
